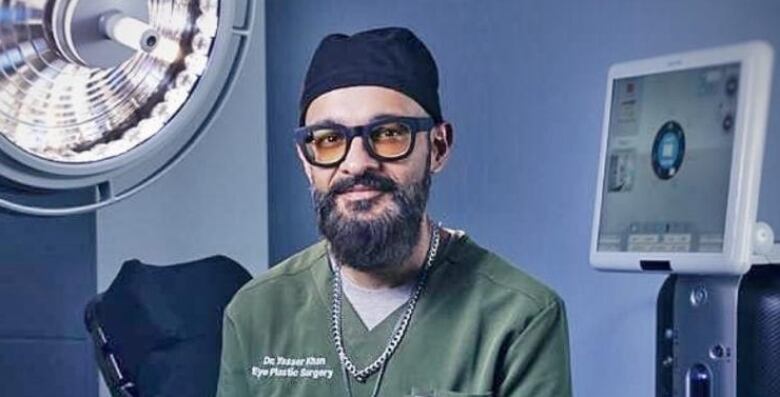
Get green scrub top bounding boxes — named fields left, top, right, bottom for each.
left=217, top=234, right=572, bottom=397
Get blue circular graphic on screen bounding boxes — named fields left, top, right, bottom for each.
left=652, top=121, right=685, bottom=180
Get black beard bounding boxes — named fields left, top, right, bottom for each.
left=313, top=170, right=431, bottom=271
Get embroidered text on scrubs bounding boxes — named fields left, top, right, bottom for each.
left=251, top=356, right=334, bottom=380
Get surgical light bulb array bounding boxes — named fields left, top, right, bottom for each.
left=0, top=0, right=221, bottom=163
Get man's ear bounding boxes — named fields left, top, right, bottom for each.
left=429, top=122, right=453, bottom=174
left=296, top=145, right=314, bottom=183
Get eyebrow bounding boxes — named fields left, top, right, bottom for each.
left=308, top=118, right=341, bottom=127
left=369, top=113, right=406, bottom=122
left=309, top=113, right=407, bottom=127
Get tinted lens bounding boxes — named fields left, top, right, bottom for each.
left=369, top=122, right=413, bottom=159
left=306, top=128, right=347, bottom=164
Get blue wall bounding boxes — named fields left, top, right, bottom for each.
left=0, top=188, right=98, bottom=397
left=266, top=1, right=780, bottom=396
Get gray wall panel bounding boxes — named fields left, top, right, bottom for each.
left=0, top=339, right=96, bottom=397
left=0, top=212, right=95, bottom=337
left=0, top=188, right=97, bottom=396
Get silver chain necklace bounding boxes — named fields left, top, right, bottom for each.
left=329, top=222, right=441, bottom=385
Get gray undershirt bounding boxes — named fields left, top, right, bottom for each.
left=329, top=228, right=458, bottom=330
left=340, top=269, right=415, bottom=330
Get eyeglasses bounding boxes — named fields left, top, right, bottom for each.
left=294, top=116, right=435, bottom=167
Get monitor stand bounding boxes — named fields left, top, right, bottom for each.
left=656, top=262, right=780, bottom=397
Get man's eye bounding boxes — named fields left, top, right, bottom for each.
left=314, top=132, right=344, bottom=146
left=380, top=129, right=401, bottom=137
left=374, top=125, right=409, bottom=139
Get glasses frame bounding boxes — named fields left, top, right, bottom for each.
left=294, top=116, right=436, bottom=167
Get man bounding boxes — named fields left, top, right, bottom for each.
left=217, top=27, right=571, bottom=397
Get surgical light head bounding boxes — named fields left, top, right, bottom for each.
left=0, top=0, right=220, bottom=163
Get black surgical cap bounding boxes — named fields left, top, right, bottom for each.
left=299, top=27, right=442, bottom=126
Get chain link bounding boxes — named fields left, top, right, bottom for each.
left=330, top=222, right=441, bottom=383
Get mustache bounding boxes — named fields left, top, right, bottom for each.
left=328, top=172, right=398, bottom=195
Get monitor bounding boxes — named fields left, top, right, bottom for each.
left=590, top=41, right=774, bottom=274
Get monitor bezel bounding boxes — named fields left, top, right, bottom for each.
left=590, top=41, right=774, bottom=275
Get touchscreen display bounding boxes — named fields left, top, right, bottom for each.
left=598, top=63, right=740, bottom=253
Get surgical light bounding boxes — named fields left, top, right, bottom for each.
left=0, top=0, right=220, bottom=164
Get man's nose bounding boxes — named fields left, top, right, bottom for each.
left=340, top=137, right=380, bottom=175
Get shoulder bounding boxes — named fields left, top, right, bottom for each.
left=444, top=233, right=564, bottom=314
left=225, top=240, right=328, bottom=318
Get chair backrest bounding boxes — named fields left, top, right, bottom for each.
left=84, top=255, right=252, bottom=397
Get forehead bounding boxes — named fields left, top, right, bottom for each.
left=305, top=86, right=428, bottom=126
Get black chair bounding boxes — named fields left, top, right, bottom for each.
left=84, top=255, right=252, bottom=397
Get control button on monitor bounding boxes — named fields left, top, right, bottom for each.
left=690, top=286, right=709, bottom=307
left=725, top=75, right=739, bottom=97
left=722, top=113, right=734, bottom=131
left=709, top=344, right=726, bottom=360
